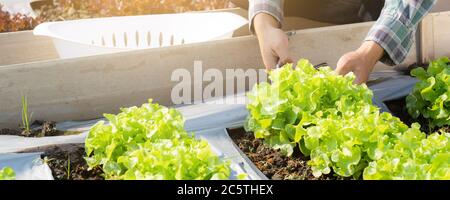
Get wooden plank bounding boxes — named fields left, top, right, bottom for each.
left=0, top=20, right=418, bottom=128
left=420, top=11, right=450, bottom=63
left=430, top=1, right=450, bottom=13
left=0, top=31, right=59, bottom=66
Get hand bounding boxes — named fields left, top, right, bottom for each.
left=254, top=13, right=293, bottom=70
left=335, top=41, right=384, bottom=84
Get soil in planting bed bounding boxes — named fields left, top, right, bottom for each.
left=20, top=144, right=104, bottom=180
left=228, top=128, right=349, bottom=180
left=384, top=97, right=449, bottom=134
left=0, top=121, right=81, bottom=137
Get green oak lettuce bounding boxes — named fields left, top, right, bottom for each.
left=85, top=100, right=231, bottom=180
left=246, top=59, right=373, bottom=156
left=407, top=57, right=450, bottom=128
left=246, top=59, right=449, bottom=180
left=364, top=124, right=449, bottom=180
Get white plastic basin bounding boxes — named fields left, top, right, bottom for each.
left=33, top=12, right=248, bottom=58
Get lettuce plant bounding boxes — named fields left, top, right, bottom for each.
left=85, top=100, right=231, bottom=180
left=364, top=124, right=449, bottom=180
left=407, top=57, right=450, bottom=128
left=246, top=59, right=373, bottom=156
left=0, top=167, right=15, bottom=180
left=246, top=59, right=449, bottom=179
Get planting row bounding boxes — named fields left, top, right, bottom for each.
left=1, top=99, right=247, bottom=180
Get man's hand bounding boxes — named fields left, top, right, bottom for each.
left=335, top=41, right=385, bottom=84
left=254, top=13, right=292, bottom=70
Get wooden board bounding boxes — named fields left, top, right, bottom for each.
left=1, top=20, right=420, bottom=128
left=0, top=31, right=58, bottom=66
left=419, top=11, right=450, bottom=63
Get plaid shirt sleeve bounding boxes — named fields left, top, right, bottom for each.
left=248, top=0, right=284, bottom=34
left=365, top=0, right=437, bottom=66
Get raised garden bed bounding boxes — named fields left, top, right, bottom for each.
left=229, top=96, right=449, bottom=180
left=238, top=59, right=449, bottom=180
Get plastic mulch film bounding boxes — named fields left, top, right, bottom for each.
left=196, top=127, right=269, bottom=180
left=0, top=152, right=53, bottom=180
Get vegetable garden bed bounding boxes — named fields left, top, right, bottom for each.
left=0, top=100, right=245, bottom=180
left=1, top=11, right=449, bottom=180
left=1, top=58, right=448, bottom=180
left=239, top=59, right=449, bottom=180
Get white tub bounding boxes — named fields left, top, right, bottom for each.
left=33, top=12, right=248, bottom=58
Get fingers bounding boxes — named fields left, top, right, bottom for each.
left=262, top=47, right=291, bottom=71
left=336, top=52, right=371, bottom=85
left=353, top=75, right=364, bottom=85
left=256, top=26, right=293, bottom=70
left=262, top=49, right=279, bottom=71
left=274, top=44, right=293, bottom=66
left=335, top=55, right=351, bottom=76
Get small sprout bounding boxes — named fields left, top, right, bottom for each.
left=20, top=95, right=33, bottom=136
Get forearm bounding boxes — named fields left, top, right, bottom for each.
left=365, top=0, right=437, bottom=65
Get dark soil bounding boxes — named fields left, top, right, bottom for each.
left=0, top=121, right=81, bottom=137
left=228, top=128, right=349, bottom=180
left=20, top=144, right=104, bottom=180
left=384, top=97, right=449, bottom=134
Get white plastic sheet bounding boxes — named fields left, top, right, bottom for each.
left=196, top=128, right=267, bottom=180
left=0, top=133, right=87, bottom=153
left=0, top=152, right=53, bottom=180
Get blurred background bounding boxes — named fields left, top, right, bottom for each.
left=0, top=0, right=235, bottom=33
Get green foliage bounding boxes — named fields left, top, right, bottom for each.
left=407, top=57, right=450, bottom=128
left=246, top=59, right=449, bottom=180
left=85, top=100, right=231, bottom=180
left=364, top=124, right=450, bottom=180
left=0, top=167, right=15, bottom=180
left=246, top=59, right=373, bottom=156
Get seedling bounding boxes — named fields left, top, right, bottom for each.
left=66, top=154, right=71, bottom=180
left=20, top=95, right=33, bottom=135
